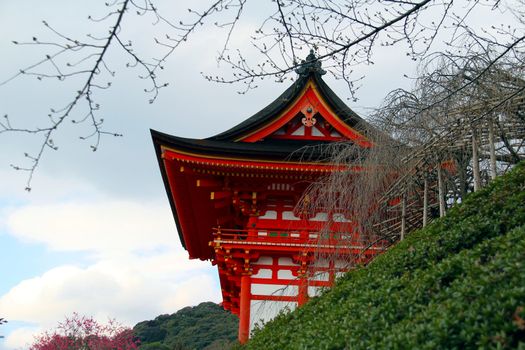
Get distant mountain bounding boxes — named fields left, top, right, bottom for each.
left=134, top=302, right=238, bottom=350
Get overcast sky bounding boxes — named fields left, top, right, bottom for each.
left=0, top=1, right=515, bottom=349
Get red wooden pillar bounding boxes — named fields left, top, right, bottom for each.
left=297, top=253, right=309, bottom=306
left=328, top=259, right=335, bottom=285
left=238, top=274, right=251, bottom=344
left=298, top=277, right=309, bottom=306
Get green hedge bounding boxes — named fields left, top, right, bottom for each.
left=245, top=162, right=525, bottom=350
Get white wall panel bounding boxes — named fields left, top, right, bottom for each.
left=254, top=256, right=273, bottom=265
left=251, top=283, right=298, bottom=296
left=250, top=300, right=297, bottom=335
left=252, top=268, right=272, bottom=279
left=308, top=286, right=324, bottom=297
left=277, top=269, right=295, bottom=279
left=278, top=257, right=296, bottom=266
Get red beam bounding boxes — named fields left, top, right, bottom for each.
left=196, top=178, right=222, bottom=188
left=251, top=278, right=331, bottom=287
left=211, top=191, right=231, bottom=200
left=251, top=294, right=297, bottom=302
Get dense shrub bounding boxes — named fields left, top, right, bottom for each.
left=245, top=162, right=525, bottom=350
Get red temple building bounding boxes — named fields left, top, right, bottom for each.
left=151, top=52, right=386, bottom=343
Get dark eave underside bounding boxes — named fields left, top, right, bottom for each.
left=151, top=130, right=188, bottom=249
left=152, top=129, right=343, bottom=162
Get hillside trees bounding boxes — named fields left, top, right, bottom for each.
left=2, top=0, right=523, bottom=188
left=133, top=302, right=238, bottom=350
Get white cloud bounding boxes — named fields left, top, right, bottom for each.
left=0, top=253, right=221, bottom=349
left=5, top=199, right=177, bottom=254
left=1, top=191, right=223, bottom=350
left=3, top=326, right=41, bottom=350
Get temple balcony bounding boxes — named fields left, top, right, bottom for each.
left=209, top=227, right=387, bottom=256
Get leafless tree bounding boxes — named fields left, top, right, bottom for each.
left=1, top=0, right=523, bottom=191
left=0, top=318, right=7, bottom=339
left=298, top=29, right=525, bottom=280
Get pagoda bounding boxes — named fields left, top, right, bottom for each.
left=151, top=52, right=386, bottom=343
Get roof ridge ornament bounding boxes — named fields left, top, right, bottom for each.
left=295, top=49, right=327, bottom=76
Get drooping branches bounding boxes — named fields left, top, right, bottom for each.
left=297, top=29, right=525, bottom=275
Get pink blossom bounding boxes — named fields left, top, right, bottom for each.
left=30, top=314, right=140, bottom=350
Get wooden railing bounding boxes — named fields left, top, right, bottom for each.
left=211, top=227, right=387, bottom=252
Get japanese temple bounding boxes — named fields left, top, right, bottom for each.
left=151, top=52, right=386, bottom=343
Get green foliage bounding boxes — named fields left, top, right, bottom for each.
left=245, top=162, right=525, bottom=350
left=134, top=302, right=239, bottom=350
left=139, top=342, right=171, bottom=350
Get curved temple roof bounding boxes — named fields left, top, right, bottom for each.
left=152, top=69, right=377, bottom=157
left=151, top=53, right=381, bottom=255
left=208, top=71, right=370, bottom=142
